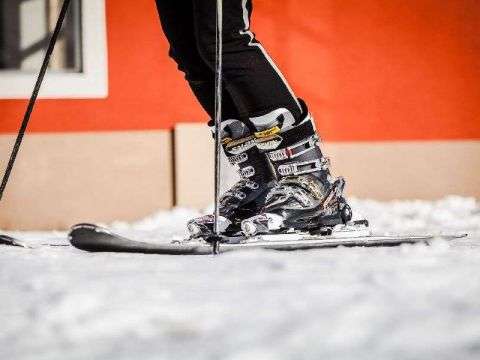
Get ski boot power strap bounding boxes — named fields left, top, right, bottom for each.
left=261, top=119, right=328, bottom=178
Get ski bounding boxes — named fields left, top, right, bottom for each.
left=69, top=223, right=467, bottom=255
left=0, top=234, right=28, bottom=248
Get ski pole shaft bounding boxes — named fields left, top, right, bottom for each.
left=213, top=0, right=223, bottom=238
left=0, top=0, right=72, bottom=203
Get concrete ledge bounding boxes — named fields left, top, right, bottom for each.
left=1, top=124, right=478, bottom=229
left=0, top=131, right=173, bottom=230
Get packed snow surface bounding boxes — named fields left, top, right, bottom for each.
left=1, top=196, right=480, bottom=360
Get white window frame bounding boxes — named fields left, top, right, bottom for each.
left=0, top=0, right=108, bottom=99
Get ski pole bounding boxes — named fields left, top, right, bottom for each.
left=211, top=0, right=224, bottom=254
left=0, top=0, right=72, bottom=203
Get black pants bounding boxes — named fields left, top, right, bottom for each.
left=155, top=0, right=302, bottom=125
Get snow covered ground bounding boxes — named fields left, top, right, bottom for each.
left=1, top=196, right=480, bottom=360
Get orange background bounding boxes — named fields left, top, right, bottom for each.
left=0, top=0, right=479, bottom=141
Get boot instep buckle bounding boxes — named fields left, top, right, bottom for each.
left=268, top=136, right=318, bottom=162
left=277, top=159, right=322, bottom=176
left=240, top=166, right=255, bottom=178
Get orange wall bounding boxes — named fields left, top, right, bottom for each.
left=0, top=0, right=479, bottom=141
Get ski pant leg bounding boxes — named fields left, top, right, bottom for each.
left=154, top=0, right=240, bottom=121
left=192, top=0, right=302, bottom=122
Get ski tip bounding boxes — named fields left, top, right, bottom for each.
left=69, top=224, right=95, bottom=246
left=0, top=234, right=29, bottom=248
left=68, top=223, right=121, bottom=252
left=69, top=223, right=102, bottom=251
left=70, top=223, right=102, bottom=232
left=69, top=223, right=112, bottom=238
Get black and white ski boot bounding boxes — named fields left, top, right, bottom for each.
left=241, top=100, right=362, bottom=237
left=187, top=119, right=276, bottom=239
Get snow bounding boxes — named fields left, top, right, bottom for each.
left=1, top=196, right=480, bottom=360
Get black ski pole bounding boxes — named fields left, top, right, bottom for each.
left=211, top=0, right=224, bottom=255
left=0, top=0, right=72, bottom=204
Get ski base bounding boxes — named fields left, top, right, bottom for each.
left=69, top=223, right=467, bottom=255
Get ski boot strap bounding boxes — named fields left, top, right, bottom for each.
left=225, top=138, right=275, bottom=181
left=264, top=119, right=329, bottom=178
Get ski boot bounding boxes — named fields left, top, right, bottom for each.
left=187, top=119, right=276, bottom=240
left=241, top=100, right=357, bottom=237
